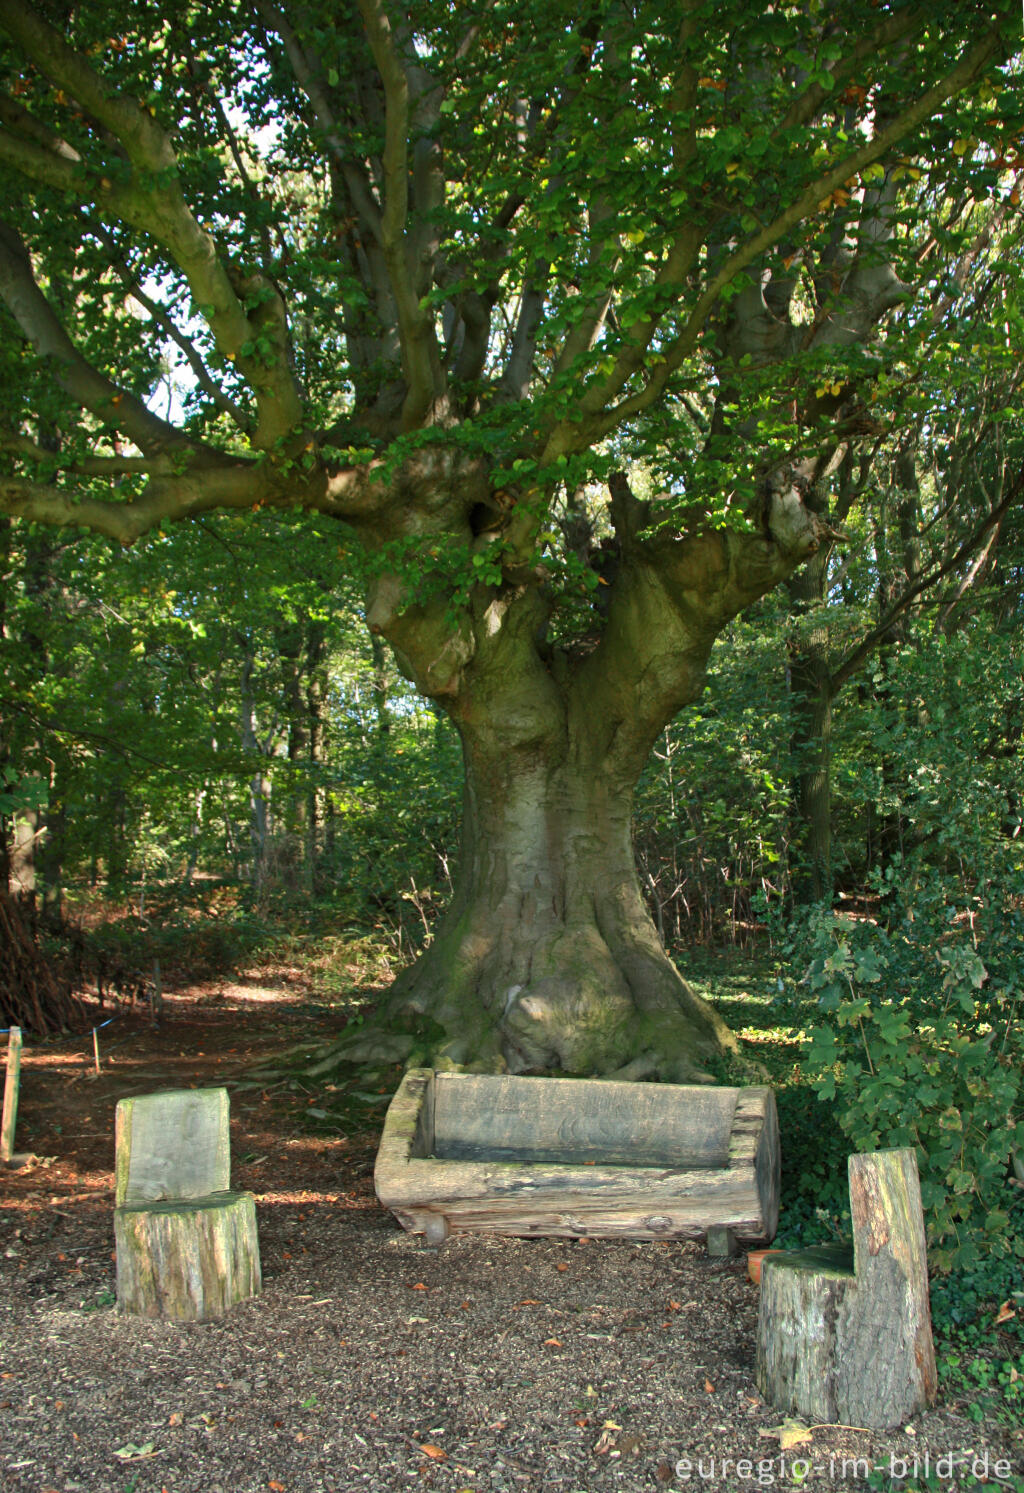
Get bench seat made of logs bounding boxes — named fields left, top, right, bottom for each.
left=374, top=1070, right=779, bottom=1249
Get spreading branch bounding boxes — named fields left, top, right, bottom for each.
left=542, top=21, right=1009, bottom=459
left=355, top=0, right=443, bottom=427
left=0, top=219, right=197, bottom=456
left=0, top=0, right=305, bottom=450
left=0, top=462, right=272, bottom=544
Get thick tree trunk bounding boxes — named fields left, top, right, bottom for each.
left=347, top=464, right=823, bottom=1080
left=387, top=726, right=737, bottom=1080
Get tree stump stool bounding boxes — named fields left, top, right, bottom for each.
left=755, top=1147, right=936, bottom=1430
left=114, top=1088, right=261, bottom=1322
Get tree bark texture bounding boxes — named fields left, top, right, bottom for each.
left=114, top=1192, right=261, bottom=1322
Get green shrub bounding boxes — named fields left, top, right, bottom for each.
left=797, top=895, right=1023, bottom=1273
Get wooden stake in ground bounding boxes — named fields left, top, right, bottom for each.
left=755, top=1147, right=937, bottom=1430
left=1, top=1026, right=22, bottom=1163
left=113, top=1088, right=261, bottom=1321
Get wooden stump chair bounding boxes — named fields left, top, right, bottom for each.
left=755, top=1147, right=937, bottom=1430
left=114, top=1087, right=261, bottom=1322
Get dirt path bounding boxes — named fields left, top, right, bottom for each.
left=1, top=984, right=1020, bottom=1493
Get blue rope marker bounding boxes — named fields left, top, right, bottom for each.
left=0, top=1012, right=119, bottom=1040
left=91, top=1015, right=123, bottom=1073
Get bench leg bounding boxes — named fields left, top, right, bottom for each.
left=420, top=1213, right=450, bottom=1248
left=706, top=1225, right=736, bottom=1258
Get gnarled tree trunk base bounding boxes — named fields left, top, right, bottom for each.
left=382, top=903, right=737, bottom=1081
left=304, top=885, right=742, bottom=1084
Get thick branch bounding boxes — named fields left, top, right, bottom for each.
left=255, top=1, right=384, bottom=250
left=542, top=22, right=1008, bottom=459
left=0, top=463, right=271, bottom=545
left=0, top=432, right=175, bottom=475
left=355, top=0, right=442, bottom=427
left=0, top=220, right=197, bottom=457
left=567, top=472, right=825, bottom=779
left=0, top=1, right=304, bottom=449
left=500, top=278, right=548, bottom=401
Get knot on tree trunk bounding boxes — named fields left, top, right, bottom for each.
left=763, top=470, right=824, bottom=559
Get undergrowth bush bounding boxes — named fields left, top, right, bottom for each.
left=793, top=884, right=1023, bottom=1275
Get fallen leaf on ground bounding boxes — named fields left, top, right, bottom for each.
left=113, top=1442, right=160, bottom=1461
left=519, top=1298, right=541, bottom=1305
left=759, top=1418, right=812, bottom=1450
left=544, top=1337, right=563, bottom=1347
left=994, top=1300, right=1016, bottom=1325
left=419, top=1443, right=446, bottom=1460
left=410, top=1282, right=428, bottom=1291
left=704, top=1378, right=715, bottom=1393
left=602, top=1419, right=623, bottom=1431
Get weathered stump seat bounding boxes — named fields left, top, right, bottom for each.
left=374, top=1070, right=779, bottom=1250
left=755, top=1147, right=937, bottom=1430
left=114, top=1087, right=261, bottom=1322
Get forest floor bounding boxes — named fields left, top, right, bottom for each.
left=1, top=969, right=1021, bottom=1493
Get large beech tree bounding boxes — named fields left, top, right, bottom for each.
left=0, top=0, right=1018, bottom=1077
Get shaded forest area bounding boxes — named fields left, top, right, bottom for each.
left=0, top=0, right=1021, bottom=1432
left=3, top=424, right=1023, bottom=1269
left=4, top=429, right=1022, bottom=958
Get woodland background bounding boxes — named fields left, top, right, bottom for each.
left=0, top=0, right=1021, bottom=1435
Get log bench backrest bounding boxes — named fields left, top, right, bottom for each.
left=426, top=1073, right=738, bottom=1167
left=756, top=1146, right=936, bottom=1430
left=115, top=1088, right=231, bottom=1206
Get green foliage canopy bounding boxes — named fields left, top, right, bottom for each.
left=0, top=0, right=1018, bottom=569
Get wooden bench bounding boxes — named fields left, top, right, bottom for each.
left=375, top=1070, right=779, bottom=1250
left=755, top=1147, right=937, bottom=1430
left=114, top=1088, right=261, bottom=1321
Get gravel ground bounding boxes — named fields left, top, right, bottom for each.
left=1, top=986, right=1020, bottom=1493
